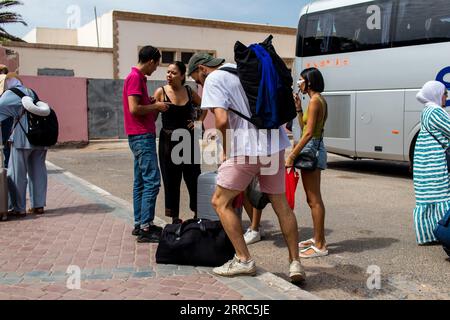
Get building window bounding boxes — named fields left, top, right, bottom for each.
left=181, top=52, right=194, bottom=65
left=144, top=47, right=217, bottom=67
left=38, top=68, right=75, bottom=77
left=161, top=51, right=176, bottom=65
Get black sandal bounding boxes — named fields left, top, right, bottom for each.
left=28, top=208, right=45, bottom=215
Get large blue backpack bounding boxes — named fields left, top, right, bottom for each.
left=221, top=35, right=297, bottom=129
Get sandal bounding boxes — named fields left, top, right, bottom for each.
left=299, top=245, right=329, bottom=259
left=299, top=238, right=316, bottom=249
left=28, top=208, right=45, bottom=215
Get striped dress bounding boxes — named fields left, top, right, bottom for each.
left=413, top=105, right=450, bottom=244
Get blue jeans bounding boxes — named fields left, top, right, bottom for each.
left=128, top=133, right=160, bottom=229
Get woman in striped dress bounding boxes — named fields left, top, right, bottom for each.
left=413, top=81, right=449, bottom=245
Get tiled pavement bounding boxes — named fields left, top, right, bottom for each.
left=0, top=162, right=318, bottom=300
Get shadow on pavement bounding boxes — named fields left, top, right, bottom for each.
left=281, top=263, right=403, bottom=300
left=42, top=204, right=115, bottom=216
left=47, top=169, right=67, bottom=175
left=327, top=159, right=412, bottom=179
left=1, top=204, right=114, bottom=222
left=327, top=237, right=400, bottom=254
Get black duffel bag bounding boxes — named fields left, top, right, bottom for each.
left=155, top=219, right=235, bottom=267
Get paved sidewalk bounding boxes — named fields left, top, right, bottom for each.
left=0, top=162, right=318, bottom=300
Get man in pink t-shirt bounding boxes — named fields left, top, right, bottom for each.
left=123, top=45, right=169, bottom=243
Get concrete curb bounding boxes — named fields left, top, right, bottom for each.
left=46, top=160, right=320, bottom=300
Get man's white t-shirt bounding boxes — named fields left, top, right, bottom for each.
left=201, top=63, right=290, bottom=157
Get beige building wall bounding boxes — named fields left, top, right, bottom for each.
left=77, top=11, right=114, bottom=48
left=23, top=28, right=78, bottom=46
left=2, top=43, right=114, bottom=79
left=115, top=15, right=296, bottom=80
left=16, top=11, right=296, bottom=81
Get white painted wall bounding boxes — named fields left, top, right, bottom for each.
left=7, top=46, right=114, bottom=79
left=22, top=29, right=37, bottom=43
left=77, top=11, right=113, bottom=48
left=117, top=20, right=296, bottom=80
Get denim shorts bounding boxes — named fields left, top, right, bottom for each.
left=302, top=138, right=327, bottom=170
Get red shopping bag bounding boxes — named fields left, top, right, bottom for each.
left=232, top=191, right=245, bottom=209
left=285, top=168, right=299, bottom=209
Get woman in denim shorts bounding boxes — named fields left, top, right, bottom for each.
left=285, top=67, right=328, bottom=259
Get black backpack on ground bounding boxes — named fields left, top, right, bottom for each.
left=221, top=35, right=297, bottom=129
left=9, top=87, right=59, bottom=147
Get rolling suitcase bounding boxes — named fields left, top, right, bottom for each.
left=0, top=124, right=8, bottom=221
left=197, top=171, right=242, bottom=221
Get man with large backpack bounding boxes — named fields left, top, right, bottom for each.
left=187, top=48, right=306, bottom=283
left=0, top=74, right=49, bottom=216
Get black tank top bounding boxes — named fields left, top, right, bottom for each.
left=161, top=86, right=196, bottom=130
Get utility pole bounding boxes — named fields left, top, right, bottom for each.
left=94, top=6, right=100, bottom=47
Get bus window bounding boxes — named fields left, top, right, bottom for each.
left=297, top=1, right=394, bottom=57
left=296, top=15, right=308, bottom=57
left=394, top=0, right=450, bottom=47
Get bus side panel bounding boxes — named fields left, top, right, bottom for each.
left=404, top=90, right=424, bottom=161
left=355, top=91, right=404, bottom=161
left=404, top=112, right=421, bottom=162
left=306, top=39, right=450, bottom=93
left=323, top=92, right=357, bottom=158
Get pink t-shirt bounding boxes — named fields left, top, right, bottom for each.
left=123, top=67, right=156, bottom=135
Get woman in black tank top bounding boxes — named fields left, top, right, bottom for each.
left=154, top=61, right=206, bottom=223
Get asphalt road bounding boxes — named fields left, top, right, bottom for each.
left=47, top=140, right=450, bottom=300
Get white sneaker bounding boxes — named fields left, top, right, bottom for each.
left=213, top=255, right=257, bottom=277
left=244, top=228, right=262, bottom=245
left=289, top=260, right=306, bottom=283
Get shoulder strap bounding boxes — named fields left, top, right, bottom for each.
left=425, top=127, right=447, bottom=149
left=7, top=88, right=28, bottom=139
left=9, top=87, right=26, bottom=99
left=8, top=87, right=40, bottom=103
left=160, top=86, right=170, bottom=103
left=219, top=67, right=238, bottom=75
left=185, top=85, right=193, bottom=103
left=10, top=109, right=27, bottom=141
left=216, top=67, right=256, bottom=124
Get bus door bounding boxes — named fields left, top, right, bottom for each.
left=355, top=90, right=405, bottom=161
left=323, top=92, right=357, bottom=158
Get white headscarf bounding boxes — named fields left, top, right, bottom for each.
left=416, top=81, right=446, bottom=107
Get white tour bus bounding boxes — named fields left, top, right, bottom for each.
left=293, top=0, right=450, bottom=163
